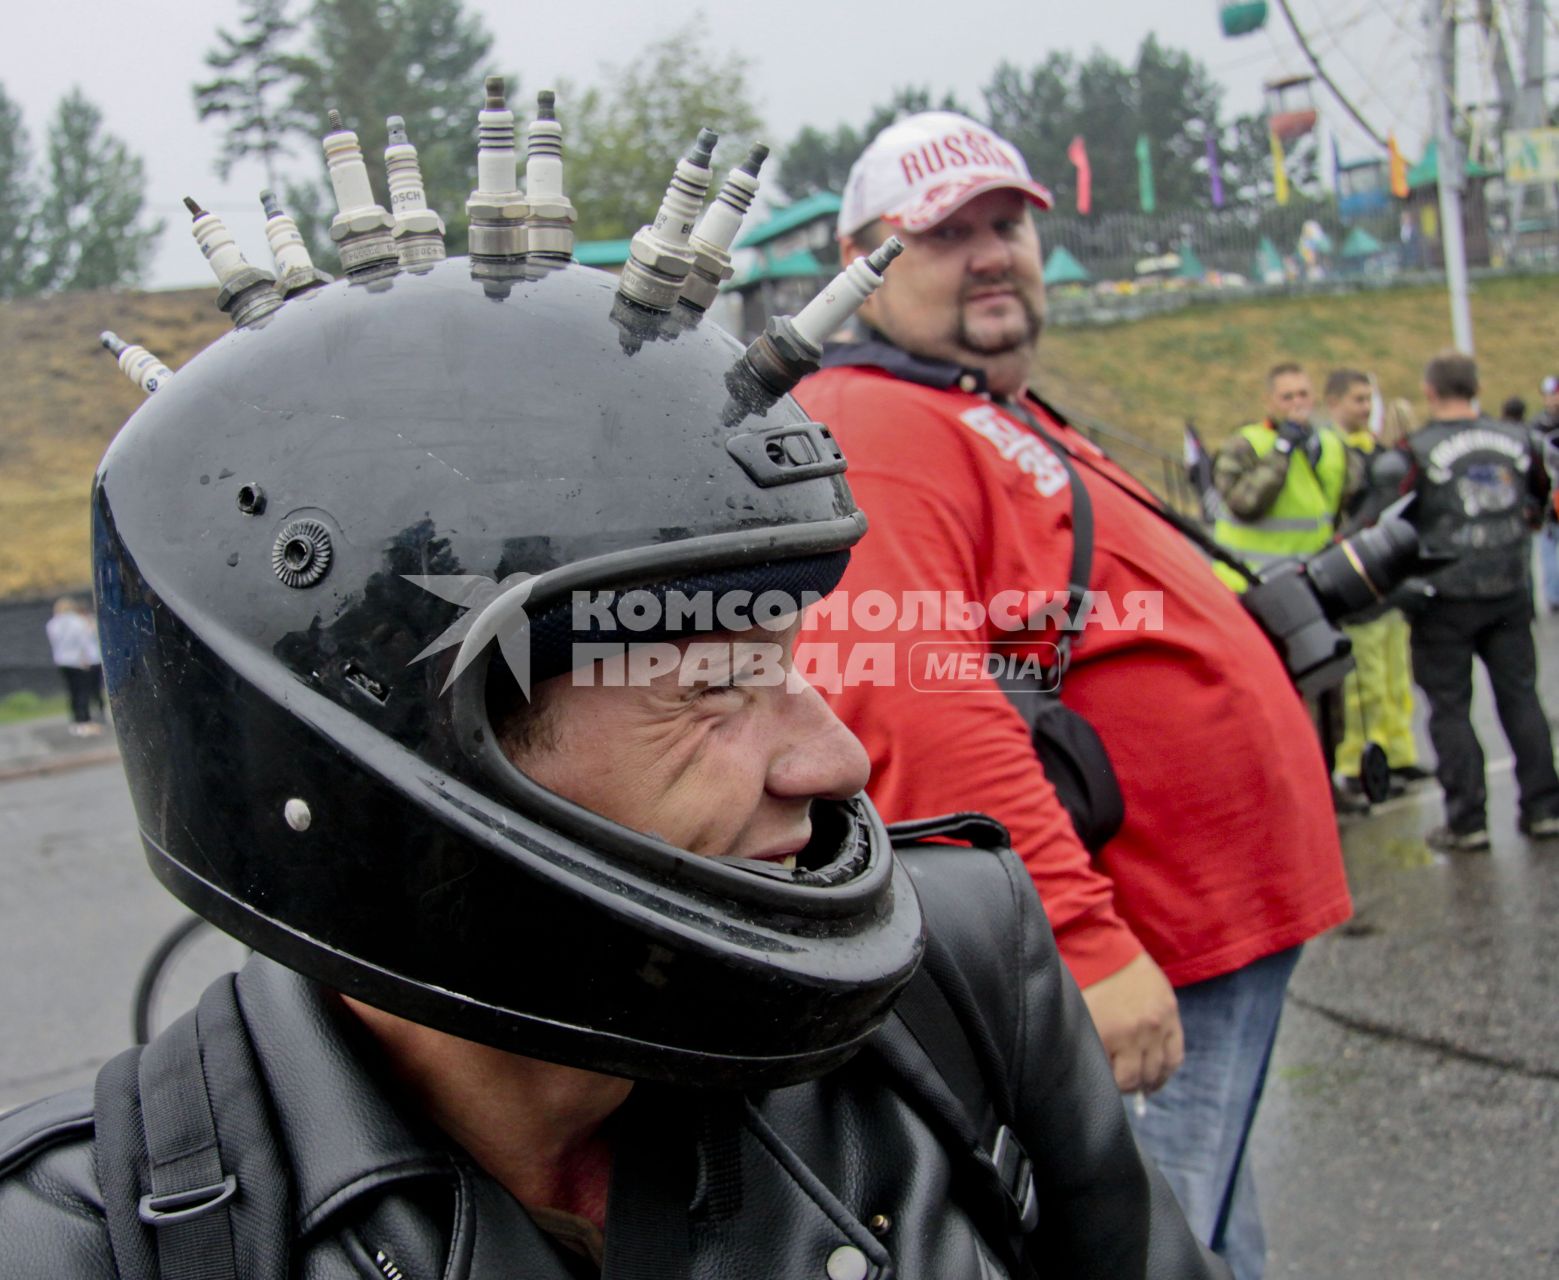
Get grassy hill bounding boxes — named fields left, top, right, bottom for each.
left=1, top=288, right=229, bottom=599
left=1033, top=274, right=1557, bottom=453
left=2, top=273, right=1554, bottom=600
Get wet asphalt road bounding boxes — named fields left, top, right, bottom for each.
left=2, top=613, right=1557, bottom=1275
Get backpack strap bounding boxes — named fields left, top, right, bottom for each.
left=93, top=973, right=290, bottom=1280
left=871, top=828, right=1041, bottom=1275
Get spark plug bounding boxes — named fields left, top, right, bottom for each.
left=680, top=142, right=768, bottom=313
left=384, top=115, right=446, bottom=267
left=739, top=238, right=904, bottom=395
left=617, top=128, right=718, bottom=311
left=321, top=109, right=398, bottom=276
left=467, top=77, right=527, bottom=261
left=522, top=90, right=575, bottom=261
left=184, top=197, right=283, bottom=327
left=99, top=331, right=173, bottom=395
left=259, top=190, right=331, bottom=298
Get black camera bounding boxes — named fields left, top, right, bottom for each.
left=1239, top=498, right=1424, bottom=697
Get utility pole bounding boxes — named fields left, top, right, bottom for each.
left=1517, top=0, right=1552, bottom=223
left=1428, top=0, right=1475, bottom=352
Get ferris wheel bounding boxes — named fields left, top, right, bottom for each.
left=1216, top=0, right=1552, bottom=170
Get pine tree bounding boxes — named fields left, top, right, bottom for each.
left=777, top=88, right=968, bottom=202
left=193, top=0, right=306, bottom=190
left=30, top=88, right=164, bottom=293
left=0, top=82, right=37, bottom=298
left=283, top=0, right=497, bottom=257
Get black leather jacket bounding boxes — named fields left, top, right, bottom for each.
left=0, top=844, right=1224, bottom=1279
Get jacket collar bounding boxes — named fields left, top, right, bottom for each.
left=819, top=332, right=1092, bottom=437
left=234, top=956, right=457, bottom=1236
left=821, top=331, right=990, bottom=395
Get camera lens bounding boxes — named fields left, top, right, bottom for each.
left=1305, top=517, right=1420, bottom=619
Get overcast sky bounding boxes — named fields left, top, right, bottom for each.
left=4, top=0, right=1546, bottom=287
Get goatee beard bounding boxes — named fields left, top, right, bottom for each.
left=958, top=303, right=1043, bottom=357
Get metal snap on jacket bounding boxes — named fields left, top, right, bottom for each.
left=826, top=1244, right=869, bottom=1280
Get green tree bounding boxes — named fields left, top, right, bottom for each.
left=777, top=87, right=971, bottom=200
left=30, top=88, right=163, bottom=293
left=0, top=83, right=36, bottom=298
left=983, top=54, right=1079, bottom=208
left=283, top=0, right=498, bottom=256
left=193, top=0, right=306, bottom=190
left=983, top=36, right=1226, bottom=214
left=562, top=22, right=764, bottom=240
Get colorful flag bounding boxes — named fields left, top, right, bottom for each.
left=1270, top=129, right=1290, bottom=206
left=1137, top=135, right=1156, bottom=213
left=1068, top=136, right=1092, bottom=215
left=1387, top=132, right=1409, bottom=198
left=1207, top=133, right=1225, bottom=208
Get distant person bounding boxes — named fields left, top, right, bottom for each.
left=1212, top=363, right=1363, bottom=808
left=1534, top=375, right=1559, bottom=439
left=44, top=598, right=103, bottom=737
left=1500, top=396, right=1527, bottom=425
left=1401, top=352, right=1559, bottom=849
left=1532, top=375, right=1559, bottom=612
left=1326, top=370, right=1426, bottom=794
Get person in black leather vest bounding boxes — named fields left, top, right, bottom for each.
left=1402, top=351, right=1559, bottom=851
left=0, top=84, right=1224, bottom=1278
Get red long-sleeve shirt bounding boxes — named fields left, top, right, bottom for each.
left=798, top=365, right=1351, bottom=988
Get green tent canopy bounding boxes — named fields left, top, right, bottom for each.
left=731, top=248, right=827, bottom=288
left=1340, top=226, right=1384, bottom=259
left=1043, top=245, right=1092, bottom=285
left=1406, top=139, right=1499, bottom=191
left=1253, top=236, right=1284, bottom=281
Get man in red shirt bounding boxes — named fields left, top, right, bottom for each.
left=798, top=112, right=1351, bottom=1280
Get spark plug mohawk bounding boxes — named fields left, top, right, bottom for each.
left=184, top=196, right=284, bottom=327
left=729, top=238, right=905, bottom=411
left=617, top=128, right=719, bottom=311
left=523, top=90, right=575, bottom=261
left=321, top=109, right=399, bottom=277
left=259, top=189, right=332, bottom=297
left=385, top=115, right=447, bottom=268
left=99, top=331, right=173, bottom=395
left=467, top=76, right=528, bottom=261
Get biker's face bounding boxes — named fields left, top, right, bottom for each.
left=508, top=616, right=869, bottom=865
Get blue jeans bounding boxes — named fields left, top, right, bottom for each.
left=1129, top=946, right=1301, bottom=1280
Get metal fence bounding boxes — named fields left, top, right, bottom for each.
left=1040, top=189, right=1559, bottom=289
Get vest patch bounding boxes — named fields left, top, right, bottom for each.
left=1425, top=427, right=1530, bottom=483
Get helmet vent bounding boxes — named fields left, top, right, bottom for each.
left=726, top=423, right=847, bottom=488
left=272, top=519, right=334, bottom=588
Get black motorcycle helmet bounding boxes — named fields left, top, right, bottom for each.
left=93, top=258, right=924, bottom=1087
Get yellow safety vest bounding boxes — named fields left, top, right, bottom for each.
left=1213, top=422, right=1348, bottom=591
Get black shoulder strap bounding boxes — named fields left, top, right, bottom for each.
left=93, top=974, right=290, bottom=1280
left=869, top=872, right=1039, bottom=1278
left=1026, top=393, right=1261, bottom=584
left=999, top=398, right=1095, bottom=648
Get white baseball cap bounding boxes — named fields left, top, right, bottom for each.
left=1542, top=374, right=1558, bottom=396
left=838, top=112, right=1053, bottom=238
